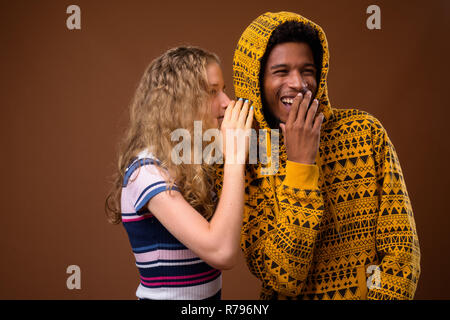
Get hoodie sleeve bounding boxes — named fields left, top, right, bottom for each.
left=243, top=161, right=325, bottom=297
left=367, top=119, right=421, bottom=300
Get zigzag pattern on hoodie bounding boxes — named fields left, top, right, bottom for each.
left=215, top=12, right=420, bottom=300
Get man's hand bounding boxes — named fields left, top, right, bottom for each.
left=279, top=91, right=324, bottom=164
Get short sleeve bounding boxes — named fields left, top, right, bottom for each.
left=121, top=159, right=178, bottom=213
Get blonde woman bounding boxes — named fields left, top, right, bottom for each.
left=105, top=47, right=253, bottom=300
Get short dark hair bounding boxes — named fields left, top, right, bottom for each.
left=260, top=21, right=323, bottom=84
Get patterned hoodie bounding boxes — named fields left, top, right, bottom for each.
left=216, top=11, right=420, bottom=300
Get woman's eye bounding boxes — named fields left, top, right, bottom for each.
left=274, top=70, right=287, bottom=75
left=303, top=69, right=315, bottom=75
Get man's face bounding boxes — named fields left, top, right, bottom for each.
left=262, top=42, right=318, bottom=124
left=206, top=62, right=230, bottom=128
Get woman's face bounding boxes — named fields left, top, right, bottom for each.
left=206, top=62, right=230, bottom=127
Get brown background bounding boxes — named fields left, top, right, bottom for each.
left=0, top=0, right=449, bottom=299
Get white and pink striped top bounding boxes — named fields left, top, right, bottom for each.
left=121, top=150, right=222, bottom=300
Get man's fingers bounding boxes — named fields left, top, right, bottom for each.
left=313, top=112, right=324, bottom=131
left=287, top=93, right=301, bottom=125
left=279, top=123, right=286, bottom=136
left=305, top=99, right=319, bottom=127
left=295, top=91, right=312, bottom=125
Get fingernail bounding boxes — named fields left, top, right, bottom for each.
left=245, top=99, right=249, bottom=103
left=250, top=106, right=253, bottom=111
left=297, top=92, right=303, bottom=97
left=238, top=98, right=243, bottom=101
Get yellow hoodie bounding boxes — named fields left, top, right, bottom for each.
left=216, top=12, right=420, bottom=300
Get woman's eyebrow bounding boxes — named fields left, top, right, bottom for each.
left=210, top=83, right=226, bottom=89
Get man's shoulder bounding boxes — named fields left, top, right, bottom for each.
left=329, top=107, right=385, bottom=132
left=331, top=107, right=378, bottom=123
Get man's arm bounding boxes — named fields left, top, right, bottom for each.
left=368, top=119, right=421, bottom=300
left=240, top=161, right=325, bottom=298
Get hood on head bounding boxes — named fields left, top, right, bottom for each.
left=233, top=11, right=334, bottom=131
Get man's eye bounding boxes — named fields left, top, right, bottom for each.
left=303, top=69, right=316, bottom=75
left=274, top=70, right=287, bottom=74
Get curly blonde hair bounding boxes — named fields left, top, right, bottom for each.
left=106, top=46, right=221, bottom=224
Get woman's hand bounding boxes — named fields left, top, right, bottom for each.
left=220, top=99, right=254, bottom=164
left=279, top=91, right=324, bottom=164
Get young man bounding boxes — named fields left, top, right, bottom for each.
left=215, top=12, right=420, bottom=300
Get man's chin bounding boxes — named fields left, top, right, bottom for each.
left=278, top=114, right=289, bottom=125
left=279, top=103, right=291, bottom=121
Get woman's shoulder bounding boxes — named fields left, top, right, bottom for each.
left=121, top=149, right=177, bottom=213
left=130, top=149, right=160, bottom=168
left=136, top=149, right=158, bottom=161
left=123, top=149, right=165, bottom=188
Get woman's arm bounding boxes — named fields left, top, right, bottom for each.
left=147, top=100, right=253, bottom=270
left=147, top=164, right=244, bottom=270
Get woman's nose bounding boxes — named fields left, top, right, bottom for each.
left=221, top=92, right=231, bottom=108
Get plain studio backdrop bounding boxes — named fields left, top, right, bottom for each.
left=0, top=0, right=449, bottom=299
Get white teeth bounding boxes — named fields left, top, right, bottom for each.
left=281, top=98, right=294, bottom=104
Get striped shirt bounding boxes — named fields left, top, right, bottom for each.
left=121, top=150, right=222, bottom=300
